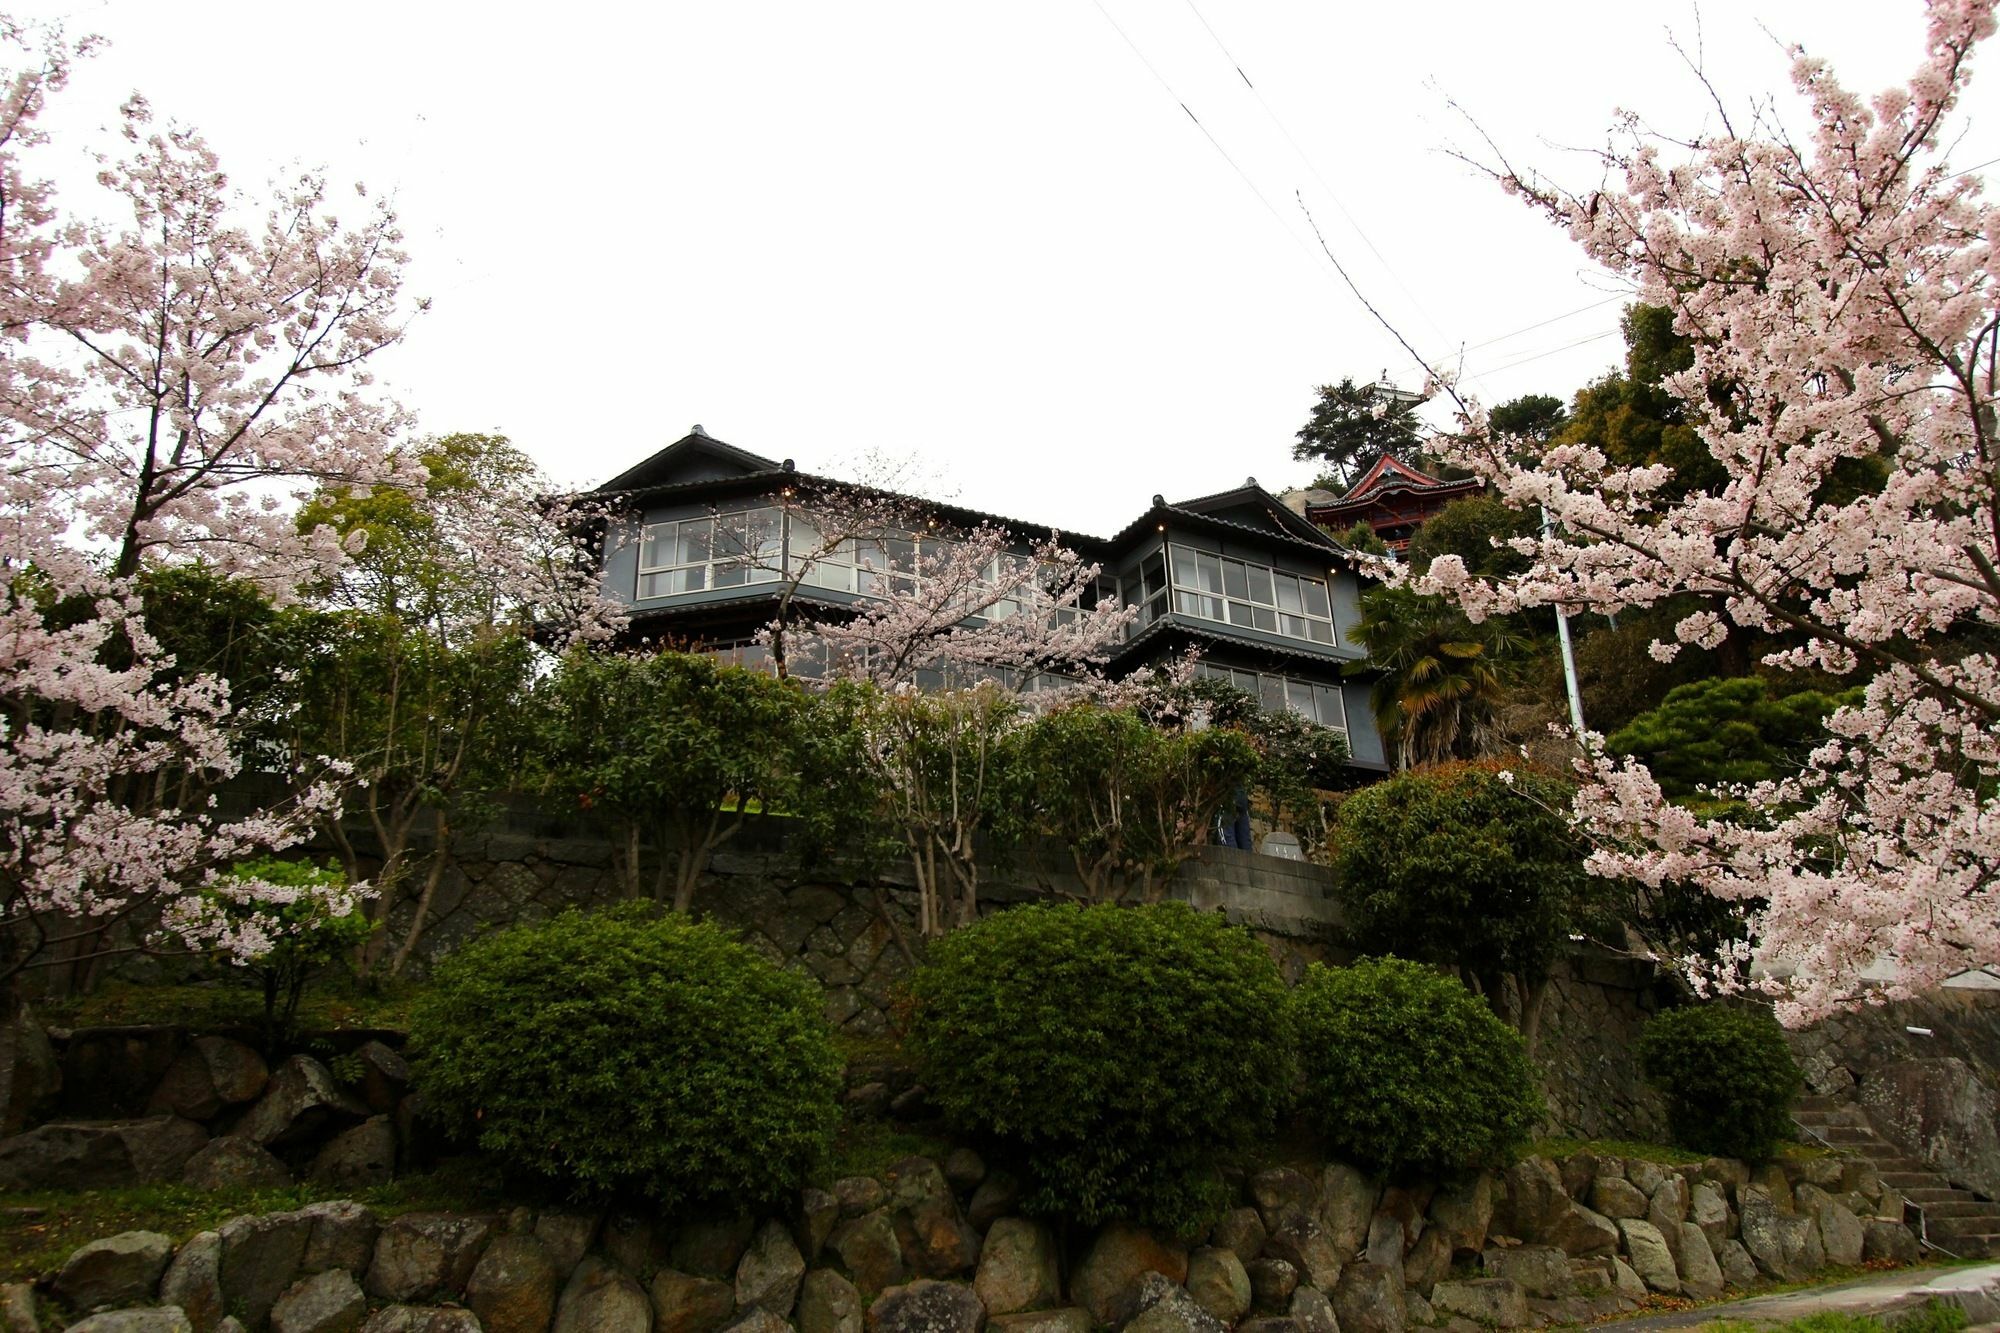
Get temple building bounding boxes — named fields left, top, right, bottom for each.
left=1297, top=453, right=1482, bottom=553
left=586, top=427, right=1390, bottom=772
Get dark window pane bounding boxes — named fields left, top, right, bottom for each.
left=1275, top=573, right=1303, bottom=613
left=1247, top=565, right=1275, bottom=604
left=1303, top=580, right=1332, bottom=619
left=1223, top=560, right=1249, bottom=599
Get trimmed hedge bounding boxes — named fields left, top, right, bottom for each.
left=907, top=901, right=1295, bottom=1235
left=408, top=907, right=841, bottom=1206
left=1639, top=1003, right=1801, bottom=1163
left=1292, top=956, right=1543, bottom=1178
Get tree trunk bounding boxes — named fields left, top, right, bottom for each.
left=387, top=813, right=453, bottom=978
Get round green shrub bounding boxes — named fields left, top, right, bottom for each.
left=408, top=906, right=841, bottom=1207
left=907, top=901, right=1295, bottom=1235
left=1639, top=1003, right=1801, bottom=1163
left=1291, top=956, right=1542, bottom=1178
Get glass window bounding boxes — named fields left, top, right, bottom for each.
left=1156, top=543, right=1337, bottom=645
left=1315, top=684, right=1347, bottom=731
left=1260, top=675, right=1286, bottom=711
left=1286, top=679, right=1317, bottom=719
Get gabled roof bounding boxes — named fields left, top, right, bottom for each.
left=1172, top=479, right=1347, bottom=549
left=590, top=427, right=784, bottom=494
left=1330, top=453, right=1480, bottom=504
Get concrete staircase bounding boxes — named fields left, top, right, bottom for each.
left=1796, top=1094, right=2000, bottom=1258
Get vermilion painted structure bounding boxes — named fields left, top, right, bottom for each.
left=1303, top=454, right=1482, bottom=552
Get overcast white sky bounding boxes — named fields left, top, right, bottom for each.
left=15, top=1, right=1997, bottom=535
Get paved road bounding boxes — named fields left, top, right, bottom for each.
left=1602, top=1264, right=2000, bottom=1330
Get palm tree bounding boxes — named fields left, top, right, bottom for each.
left=1351, top=586, right=1527, bottom=769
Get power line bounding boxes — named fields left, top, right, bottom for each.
left=1476, top=326, right=1622, bottom=377
left=1391, top=293, right=1628, bottom=378
left=1082, top=0, right=1319, bottom=265
left=1178, top=0, right=1456, bottom=351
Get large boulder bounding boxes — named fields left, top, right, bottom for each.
left=363, top=1212, right=493, bottom=1304
left=1481, top=1246, right=1569, bottom=1298
left=653, top=1268, right=737, bottom=1333
left=183, top=1137, right=291, bottom=1191
left=798, top=1188, right=841, bottom=1265
left=736, top=1218, right=807, bottom=1316
left=466, top=1232, right=563, bottom=1333
left=986, top=1312, right=1088, bottom=1333
left=298, top=1201, right=380, bottom=1277
left=973, top=1219, right=1059, bottom=1317
left=150, top=1038, right=268, bottom=1121
left=830, top=1210, right=906, bottom=1296
left=1185, top=1248, right=1251, bottom=1327
left=884, top=1157, right=978, bottom=1279
left=269, top=1268, right=367, bottom=1333
left=1689, top=1181, right=1731, bottom=1249
left=1120, top=1274, right=1224, bottom=1333
left=553, top=1257, right=652, bottom=1333
left=217, top=1211, right=312, bottom=1328
left=1263, top=1225, right=1343, bottom=1293
left=1330, top=1261, right=1404, bottom=1333
left=1252, top=1169, right=1319, bottom=1236
left=0, top=1121, right=127, bottom=1189
left=1863, top=1220, right=1922, bottom=1265
left=1588, top=1178, right=1649, bottom=1221
left=1428, top=1175, right=1494, bottom=1256
left=966, top=1175, right=1020, bottom=1234
left=1815, top=1200, right=1866, bottom=1268
left=63, top=1312, right=195, bottom=1333
left=1246, top=1258, right=1298, bottom=1314
left=534, top=1213, right=602, bottom=1274
left=834, top=1178, right=890, bottom=1219
left=307, top=1117, right=396, bottom=1191
left=1676, top=1224, right=1724, bottom=1301
left=1647, top=1177, right=1690, bottom=1231
left=1070, top=1224, right=1187, bottom=1327
left=159, top=1231, right=225, bottom=1333
left=1318, top=1163, right=1379, bottom=1255
left=1616, top=1220, right=1679, bottom=1294
left=1738, top=1187, right=1811, bottom=1281
left=799, top=1269, right=863, bottom=1333
left=235, top=1056, right=366, bottom=1149
left=1716, top=1240, right=1760, bottom=1289
left=1210, top=1209, right=1267, bottom=1266
left=1288, top=1286, right=1337, bottom=1333
left=1861, top=1058, right=2000, bottom=1198
left=1430, top=1278, right=1529, bottom=1328
left=118, top=1117, right=211, bottom=1184
left=603, top=1214, right=672, bottom=1283
left=358, top=1308, right=484, bottom=1333
left=867, top=1279, right=985, bottom=1333
left=54, top=1231, right=175, bottom=1312
left=348, top=1041, right=410, bottom=1115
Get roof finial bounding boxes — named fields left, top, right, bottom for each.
left=691, top=423, right=710, bottom=438
left=1246, top=476, right=1257, bottom=488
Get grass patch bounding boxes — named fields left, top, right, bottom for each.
left=1701, top=1296, right=1969, bottom=1333
left=823, top=1119, right=952, bottom=1182
left=37, top=977, right=424, bottom=1034
left=1530, top=1136, right=1707, bottom=1165
left=0, top=1160, right=506, bottom=1283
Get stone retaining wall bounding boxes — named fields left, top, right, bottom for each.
left=22, top=1138, right=1921, bottom=1333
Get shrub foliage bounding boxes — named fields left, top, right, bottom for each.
left=408, top=907, right=841, bottom=1206
left=907, top=902, right=1295, bottom=1234
left=1639, top=1003, right=1802, bottom=1163
left=1291, top=956, right=1543, bottom=1178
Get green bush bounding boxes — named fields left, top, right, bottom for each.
left=408, top=907, right=841, bottom=1207
left=1291, top=956, right=1543, bottom=1178
left=1639, top=1004, right=1801, bottom=1163
left=907, top=902, right=1295, bottom=1234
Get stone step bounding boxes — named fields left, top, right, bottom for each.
left=1915, top=1201, right=2000, bottom=1219
left=1884, top=1172, right=1957, bottom=1190
left=1797, top=1094, right=1853, bottom=1112
left=1904, top=1187, right=1980, bottom=1204
left=1815, top=1127, right=1884, bottom=1146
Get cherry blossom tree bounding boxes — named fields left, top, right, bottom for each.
left=1398, top=0, right=2000, bottom=1023
left=0, top=20, right=421, bottom=993
left=765, top=518, right=1135, bottom=935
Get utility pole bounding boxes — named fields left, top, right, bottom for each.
left=1542, top=504, right=1588, bottom=736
